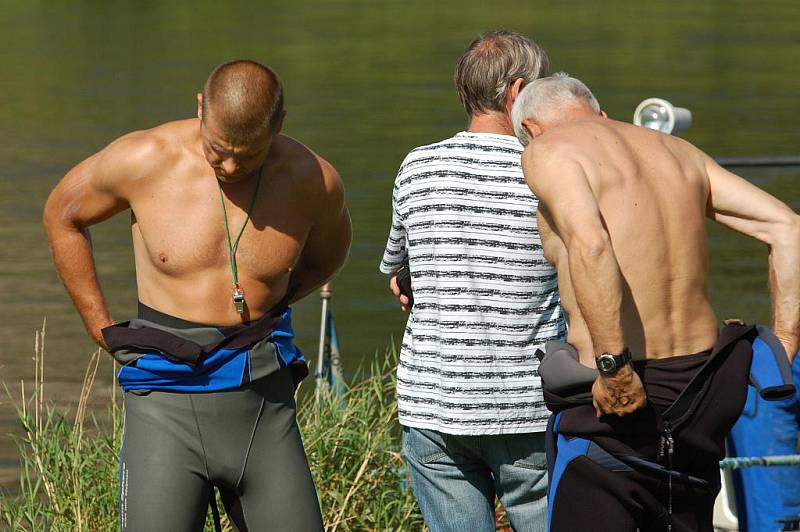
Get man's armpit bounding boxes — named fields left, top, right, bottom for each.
left=536, top=206, right=564, bottom=265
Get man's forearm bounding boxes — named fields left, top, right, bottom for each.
left=568, top=234, right=626, bottom=355
left=768, top=216, right=800, bottom=359
left=46, top=223, right=113, bottom=348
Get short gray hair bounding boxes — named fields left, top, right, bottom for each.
left=512, top=72, right=601, bottom=146
left=455, top=30, right=549, bottom=117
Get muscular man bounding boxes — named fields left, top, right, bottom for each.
left=381, top=31, right=564, bottom=532
left=43, top=60, right=351, bottom=531
left=512, top=73, right=799, bottom=531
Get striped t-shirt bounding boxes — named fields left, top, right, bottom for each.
left=380, top=131, right=566, bottom=435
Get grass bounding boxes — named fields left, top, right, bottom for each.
left=0, top=322, right=426, bottom=531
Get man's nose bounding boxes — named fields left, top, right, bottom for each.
left=221, top=158, right=239, bottom=175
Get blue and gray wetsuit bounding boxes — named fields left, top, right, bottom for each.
left=104, top=302, right=324, bottom=532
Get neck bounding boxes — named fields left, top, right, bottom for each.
left=217, top=165, right=263, bottom=187
left=466, top=110, right=514, bottom=136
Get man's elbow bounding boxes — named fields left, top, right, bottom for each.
left=569, top=230, right=613, bottom=262
left=771, top=211, right=800, bottom=251
left=42, top=194, right=65, bottom=240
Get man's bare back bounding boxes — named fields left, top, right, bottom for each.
left=513, top=73, right=799, bottom=416
left=533, top=118, right=719, bottom=365
left=44, top=66, right=351, bottom=348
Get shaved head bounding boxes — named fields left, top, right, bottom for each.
left=201, top=60, right=284, bottom=144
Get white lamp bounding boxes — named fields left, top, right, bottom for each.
left=633, top=98, right=692, bottom=135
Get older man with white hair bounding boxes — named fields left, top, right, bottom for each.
left=512, top=73, right=800, bottom=531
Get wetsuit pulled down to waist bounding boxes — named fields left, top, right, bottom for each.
left=102, top=302, right=308, bottom=392
left=111, top=304, right=324, bottom=531
left=545, top=323, right=758, bottom=532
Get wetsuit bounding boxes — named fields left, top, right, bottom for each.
left=543, top=324, right=773, bottom=532
left=104, top=303, right=324, bottom=532
left=727, top=333, right=800, bottom=531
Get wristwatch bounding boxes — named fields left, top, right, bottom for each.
left=595, top=348, right=632, bottom=375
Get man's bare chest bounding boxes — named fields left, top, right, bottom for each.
left=129, top=182, right=308, bottom=281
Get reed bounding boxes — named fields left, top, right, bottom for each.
left=299, top=350, right=425, bottom=531
left=0, top=324, right=425, bottom=531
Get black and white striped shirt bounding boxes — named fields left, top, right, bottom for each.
left=380, top=132, right=566, bottom=435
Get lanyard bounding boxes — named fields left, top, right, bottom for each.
left=217, top=169, right=263, bottom=313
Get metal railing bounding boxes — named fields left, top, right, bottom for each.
left=715, top=155, right=800, bottom=168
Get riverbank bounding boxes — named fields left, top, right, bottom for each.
left=0, top=327, right=426, bottom=531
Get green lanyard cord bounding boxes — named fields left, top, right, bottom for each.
left=217, top=170, right=263, bottom=288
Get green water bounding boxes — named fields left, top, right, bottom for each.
left=1, top=0, right=798, bottom=487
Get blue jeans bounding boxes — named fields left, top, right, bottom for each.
left=402, top=427, right=548, bottom=532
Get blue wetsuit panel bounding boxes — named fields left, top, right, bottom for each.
left=728, top=348, right=800, bottom=532
left=117, top=309, right=304, bottom=392
left=547, top=412, right=591, bottom=532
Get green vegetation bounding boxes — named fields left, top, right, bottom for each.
left=0, top=326, right=425, bottom=531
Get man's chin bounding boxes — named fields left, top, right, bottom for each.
left=216, top=173, right=246, bottom=183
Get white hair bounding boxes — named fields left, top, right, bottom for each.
left=512, top=72, right=601, bottom=146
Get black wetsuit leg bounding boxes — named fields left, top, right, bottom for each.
left=205, top=370, right=324, bottom=531
left=119, top=389, right=212, bottom=532
left=119, top=368, right=323, bottom=531
left=548, top=327, right=755, bottom=532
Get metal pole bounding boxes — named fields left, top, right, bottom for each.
left=314, top=283, right=332, bottom=406
left=714, top=155, right=800, bottom=168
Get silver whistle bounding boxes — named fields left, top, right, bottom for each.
left=233, top=287, right=245, bottom=314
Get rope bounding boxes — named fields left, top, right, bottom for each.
left=719, top=455, right=800, bottom=469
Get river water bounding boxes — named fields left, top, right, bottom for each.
left=1, top=0, right=798, bottom=488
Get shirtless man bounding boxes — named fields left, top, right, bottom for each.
left=43, top=60, right=351, bottom=531
left=512, top=73, right=799, bottom=531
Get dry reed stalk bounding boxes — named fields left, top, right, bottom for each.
left=68, top=348, right=101, bottom=530
left=74, top=349, right=101, bottom=444
left=33, top=330, right=38, bottom=435
left=25, top=324, right=62, bottom=515
left=19, top=379, right=25, bottom=422
left=37, top=319, right=46, bottom=437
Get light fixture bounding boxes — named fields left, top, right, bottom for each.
left=633, top=98, right=692, bottom=135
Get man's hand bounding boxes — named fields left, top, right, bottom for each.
left=91, top=321, right=113, bottom=353
left=389, top=273, right=411, bottom=313
left=592, top=365, right=647, bottom=417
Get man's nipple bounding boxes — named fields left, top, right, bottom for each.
left=159, top=253, right=168, bottom=263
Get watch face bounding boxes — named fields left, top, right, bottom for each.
left=597, top=354, right=617, bottom=373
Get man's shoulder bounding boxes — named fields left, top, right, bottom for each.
left=272, top=134, right=335, bottom=179
left=103, top=119, right=190, bottom=166
left=399, top=132, right=523, bottom=175
left=271, top=134, right=343, bottom=202
left=407, top=132, right=522, bottom=156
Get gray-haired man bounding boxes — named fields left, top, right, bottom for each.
left=380, top=31, right=565, bottom=532
left=512, top=73, right=799, bottom=531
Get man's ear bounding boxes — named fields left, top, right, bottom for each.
left=197, top=93, right=203, bottom=120
left=273, top=110, right=287, bottom=134
left=600, top=110, right=608, bottom=118
left=521, top=118, right=543, bottom=140
left=506, top=77, right=526, bottom=110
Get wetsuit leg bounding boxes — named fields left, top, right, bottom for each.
left=550, top=453, right=679, bottom=532
left=120, top=390, right=211, bottom=532
left=194, top=369, right=324, bottom=531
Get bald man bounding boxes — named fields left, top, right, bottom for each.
left=512, top=73, right=799, bottom=531
left=44, top=60, right=350, bottom=531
